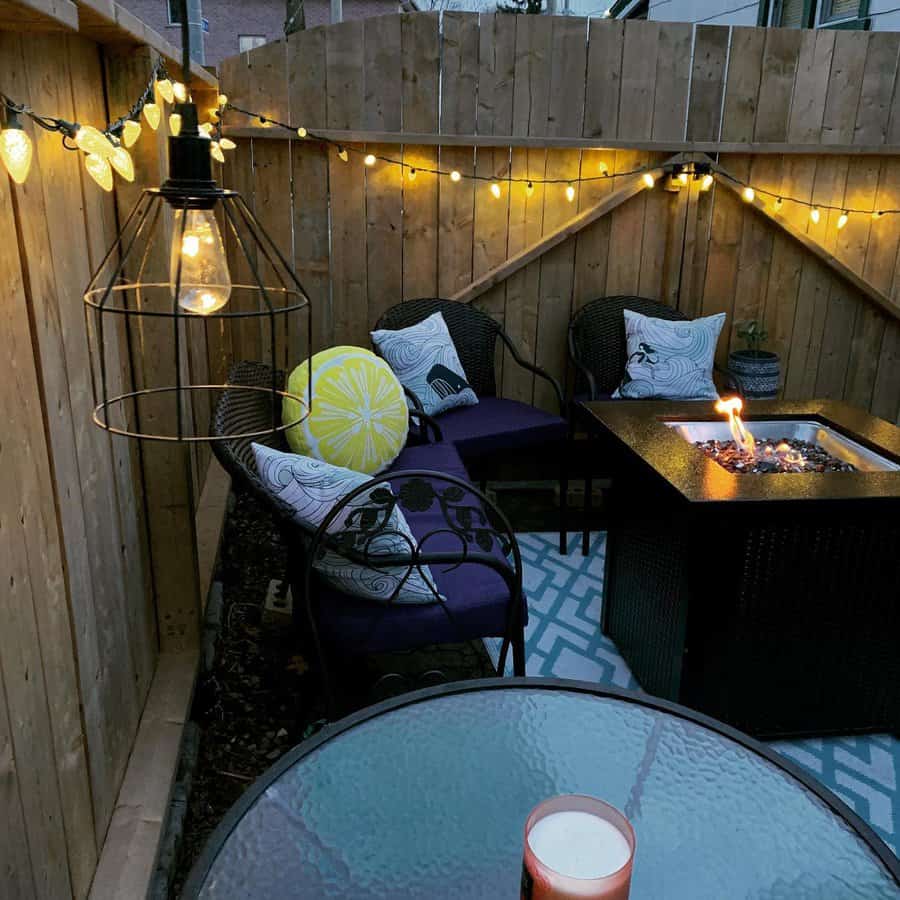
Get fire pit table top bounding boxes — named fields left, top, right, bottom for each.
left=577, top=399, right=900, bottom=505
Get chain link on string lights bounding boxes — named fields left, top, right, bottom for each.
left=0, top=58, right=195, bottom=189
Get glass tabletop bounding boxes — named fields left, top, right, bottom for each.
left=185, top=680, right=899, bottom=899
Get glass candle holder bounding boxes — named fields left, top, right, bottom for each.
left=521, top=795, right=635, bottom=900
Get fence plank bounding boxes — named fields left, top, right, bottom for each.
left=619, top=20, right=659, bottom=142
left=788, top=29, right=835, bottom=144
left=583, top=18, right=623, bottom=140
left=871, top=322, right=900, bottom=422
left=401, top=147, right=439, bottom=301
left=754, top=28, right=802, bottom=143
left=512, top=11, right=552, bottom=138
left=364, top=14, right=402, bottom=132
left=547, top=16, right=587, bottom=139
left=401, top=11, right=440, bottom=133
left=366, top=144, right=404, bottom=328
left=477, top=13, right=516, bottom=137
left=720, top=27, right=766, bottom=144
left=686, top=25, right=729, bottom=142
left=854, top=32, right=900, bottom=147
left=441, top=11, right=479, bottom=135
left=821, top=31, right=868, bottom=145
left=326, top=20, right=365, bottom=130
left=651, top=22, right=692, bottom=143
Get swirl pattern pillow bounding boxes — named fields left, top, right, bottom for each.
left=612, top=310, right=725, bottom=401
left=371, top=312, right=479, bottom=417
left=283, top=346, right=408, bottom=475
left=252, top=444, right=441, bottom=605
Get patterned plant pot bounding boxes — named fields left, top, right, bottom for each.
left=728, top=350, right=780, bottom=399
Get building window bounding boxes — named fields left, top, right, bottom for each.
left=239, top=35, right=267, bottom=53
left=167, top=0, right=182, bottom=25
left=820, top=0, right=861, bottom=24
left=771, top=0, right=813, bottom=27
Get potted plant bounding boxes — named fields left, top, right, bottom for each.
left=728, top=321, right=780, bottom=399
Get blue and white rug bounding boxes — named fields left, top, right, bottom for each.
left=485, top=532, right=900, bottom=856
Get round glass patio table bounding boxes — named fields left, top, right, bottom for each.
left=183, top=679, right=899, bottom=899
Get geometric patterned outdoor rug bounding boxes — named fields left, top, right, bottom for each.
left=484, top=531, right=899, bottom=856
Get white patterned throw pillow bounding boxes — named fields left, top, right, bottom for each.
left=252, top=444, right=441, bottom=605
left=612, top=310, right=725, bottom=401
left=371, top=311, right=479, bottom=416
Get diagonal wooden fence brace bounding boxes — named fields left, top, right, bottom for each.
left=451, top=163, right=675, bottom=305
left=711, top=163, right=900, bottom=325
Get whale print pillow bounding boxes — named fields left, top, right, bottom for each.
left=612, top=310, right=725, bottom=401
left=252, top=444, right=442, bottom=605
left=371, top=312, right=479, bottom=417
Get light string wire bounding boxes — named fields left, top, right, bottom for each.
left=221, top=104, right=900, bottom=222
left=223, top=103, right=654, bottom=186
left=1, top=57, right=168, bottom=146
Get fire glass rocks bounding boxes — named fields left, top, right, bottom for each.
left=695, top=438, right=855, bottom=474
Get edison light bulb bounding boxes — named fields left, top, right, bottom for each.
left=75, top=125, right=115, bottom=158
left=84, top=153, right=113, bottom=192
left=156, top=77, right=175, bottom=104
left=217, top=94, right=228, bottom=108
left=171, top=209, right=232, bottom=314
left=0, top=118, right=33, bottom=184
left=837, top=211, right=849, bottom=230
left=364, top=153, right=376, bottom=166
left=450, top=170, right=461, bottom=182
left=109, top=145, right=135, bottom=182
left=173, top=81, right=188, bottom=103
left=122, top=117, right=142, bottom=147
left=742, top=186, right=755, bottom=202
left=210, top=141, right=225, bottom=163
left=144, top=102, right=161, bottom=130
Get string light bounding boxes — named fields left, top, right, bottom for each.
left=742, top=186, right=755, bottom=203
left=677, top=171, right=689, bottom=186
left=774, top=197, right=784, bottom=212
left=525, top=181, right=535, bottom=197
left=642, top=173, right=655, bottom=188
left=169, top=113, right=182, bottom=136
left=109, top=145, right=135, bottom=182
left=144, top=102, right=161, bottom=130
left=74, top=125, right=115, bottom=158
left=450, top=170, right=461, bottom=182
left=0, top=109, right=33, bottom=184
left=122, top=117, right=142, bottom=147
left=172, top=81, right=188, bottom=103
left=84, top=153, right=113, bottom=192
left=198, top=122, right=214, bottom=136
left=872, top=210, right=885, bottom=220
left=700, top=173, right=713, bottom=191
left=810, top=207, right=820, bottom=224
left=407, top=168, right=417, bottom=181
left=217, top=94, right=228, bottom=107
left=219, top=137, right=236, bottom=151
left=337, top=146, right=349, bottom=162
left=210, top=141, right=225, bottom=163
left=156, top=77, right=175, bottom=104
left=565, top=183, right=576, bottom=202
left=490, top=182, right=501, bottom=199
left=364, top=153, right=376, bottom=166
left=297, top=126, right=307, bottom=138
left=837, top=211, right=849, bottom=230
left=598, top=160, right=609, bottom=176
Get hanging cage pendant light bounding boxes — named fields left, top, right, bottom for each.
left=83, top=99, right=311, bottom=441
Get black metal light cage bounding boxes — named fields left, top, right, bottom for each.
left=83, top=109, right=312, bottom=442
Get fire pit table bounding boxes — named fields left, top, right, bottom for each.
left=575, top=399, right=900, bottom=738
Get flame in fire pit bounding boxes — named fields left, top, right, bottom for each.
left=714, top=397, right=756, bottom=456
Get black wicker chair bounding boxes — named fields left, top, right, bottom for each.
left=374, top=298, right=570, bottom=553
left=211, top=362, right=526, bottom=719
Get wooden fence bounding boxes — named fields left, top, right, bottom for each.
left=0, top=6, right=220, bottom=897
left=220, top=14, right=900, bottom=423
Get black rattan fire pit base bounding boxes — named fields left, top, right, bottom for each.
left=576, top=399, right=900, bottom=739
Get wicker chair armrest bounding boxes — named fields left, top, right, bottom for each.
left=497, top=329, right=565, bottom=415
left=566, top=324, right=600, bottom=401
left=407, top=409, right=444, bottom=445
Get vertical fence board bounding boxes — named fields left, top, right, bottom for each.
left=854, top=32, right=900, bottom=147
left=402, top=147, right=439, bottom=300
left=652, top=22, right=692, bottom=142
left=788, top=29, right=835, bottom=144
left=583, top=18, right=623, bottom=140
left=364, top=15, right=402, bottom=132
left=754, top=28, right=802, bottom=143
left=821, top=31, right=868, bottom=145
left=720, top=27, right=766, bottom=144
left=686, top=25, right=729, bottom=142
left=619, top=20, right=659, bottom=142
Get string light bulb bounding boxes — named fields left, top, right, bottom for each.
left=109, top=145, right=135, bottom=182
left=450, top=170, right=461, bottom=182
left=742, top=186, right=755, bottom=203
left=872, top=210, right=885, bottom=220
left=297, top=126, right=307, bottom=138
left=677, top=171, right=689, bottom=186
left=810, top=207, right=820, bottom=224
left=337, top=146, right=349, bottom=162
left=172, top=82, right=188, bottom=103
left=598, top=160, right=609, bottom=176
left=156, top=77, right=175, bottom=104
left=143, top=102, right=161, bottom=131
left=700, top=173, right=713, bottom=191
left=837, top=211, right=849, bottom=230
left=407, top=168, right=416, bottom=181
left=169, top=113, right=182, bottom=136
left=171, top=208, right=232, bottom=314
left=198, top=122, right=214, bottom=136
left=217, top=94, right=228, bottom=107
left=565, top=183, right=576, bottom=203
left=84, top=153, right=113, bottom=192
left=490, top=182, right=501, bottom=199
left=364, top=153, right=376, bottom=166
left=122, top=117, right=142, bottom=148
left=525, top=181, right=535, bottom=198
left=209, top=108, right=220, bottom=121
left=219, top=137, right=236, bottom=151
left=74, top=125, right=115, bottom=158
left=0, top=110, right=33, bottom=184
left=774, top=197, right=784, bottom=212
left=642, top=172, right=655, bottom=189
left=210, top=141, right=225, bottom=163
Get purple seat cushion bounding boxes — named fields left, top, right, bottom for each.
left=436, top=396, right=567, bottom=457
left=312, top=451, right=523, bottom=656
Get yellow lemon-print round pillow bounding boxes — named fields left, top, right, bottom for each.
left=283, top=346, right=409, bottom=474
